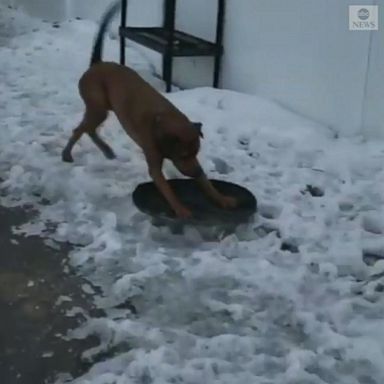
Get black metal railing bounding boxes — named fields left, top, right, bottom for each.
left=119, top=0, right=225, bottom=92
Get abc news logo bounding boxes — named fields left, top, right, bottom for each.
left=349, top=6, right=378, bottom=30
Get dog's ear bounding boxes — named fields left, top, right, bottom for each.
left=193, top=122, right=204, bottom=138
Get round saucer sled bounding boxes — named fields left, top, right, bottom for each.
left=132, top=179, right=257, bottom=227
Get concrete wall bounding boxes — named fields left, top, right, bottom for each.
left=3, top=0, right=383, bottom=137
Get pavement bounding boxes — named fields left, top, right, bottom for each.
left=0, top=205, right=101, bottom=384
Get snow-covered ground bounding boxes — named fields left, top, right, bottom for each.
left=2, top=5, right=384, bottom=384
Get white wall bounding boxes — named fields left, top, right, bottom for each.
left=4, top=0, right=67, bottom=21
left=221, top=0, right=373, bottom=136
left=174, top=0, right=377, bottom=136
left=66, top=0, right=162, bottom=25
left=3, top=0, right=162, bottom=23
left=364, top=0, right=384, bottom=137
left=3, top=0, right=383, bottom=137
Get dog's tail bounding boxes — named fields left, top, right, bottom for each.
left=90, top=0, right=121, bottom=66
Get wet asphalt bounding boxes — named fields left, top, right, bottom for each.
left=0, top=205, right=100, bottom=384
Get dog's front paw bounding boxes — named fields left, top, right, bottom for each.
left=216, top=195, right=237, bottom=209
left=174, top=204, right=193, bottom=219
left=62, top=150, right=74, bottom=163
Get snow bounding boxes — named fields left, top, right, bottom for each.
left=2, top=4, right=384, bottom=384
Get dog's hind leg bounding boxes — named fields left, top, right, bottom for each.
left=62, top=73, right=116, bottom=162
left=87, top=125, right=116, bottom=160
left=62, top=108, right=111, bottom=162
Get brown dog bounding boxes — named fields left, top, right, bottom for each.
left=62, top=2, right=236, bottom=218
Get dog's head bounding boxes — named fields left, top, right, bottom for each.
left=155, top=114, right=203, bottom=162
